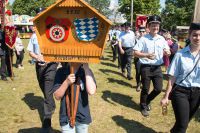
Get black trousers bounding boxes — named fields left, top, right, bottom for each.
left=0, top=54, right=7, bottom=78
left=140, top=65, right=163, bottom=109
left=134, top=57, right=141, bottom=86
left=117, top=45, right=121, bottom=68
left=121, top=47, right=133, bottom=78
left=169, top=54, right=175, bottom=63
left=15, top=50, right=24, bottom=66
left=170, top=85, right=200, bottom=133
left=111, top=44, right=118, bottom=62
left=35, top=62, right=58, bottom=120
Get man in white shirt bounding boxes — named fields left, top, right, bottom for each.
left=118, top=23, right=136, bottom=80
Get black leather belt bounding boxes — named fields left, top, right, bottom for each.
left=141, top=64, right=161, bottom=68
left=175, top=84, right=200, bottom=91
left=36, top=61, right=57, bottom=66
left=122, top=47, right=133, bottom=50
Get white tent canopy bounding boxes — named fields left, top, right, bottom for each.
left=12, top=14, right=33, bottom=25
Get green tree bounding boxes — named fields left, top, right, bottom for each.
left=119, top=0, right=161, bottom=22
left=12, top=0, right=56, bottom=16
left=6, top=2, right=12, bottom=10
left=84, top=0, right=112, bottom=17
left=161, top=0, right=195, bottom=31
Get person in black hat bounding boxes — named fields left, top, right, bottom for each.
left=133, top=15, right=171, bottom=117
left=138, top=26, right=146, bottom=36
left=118, top=22, right=136, bottom=80
left=134, top=26, right=147, bottom=92
left=27, top=8, right=58, bottom=133
left=161, top=22, right=200, bottom=133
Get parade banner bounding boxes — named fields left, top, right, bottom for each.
left=33, top=0, right=112, bottom=128
left=4, top=26, right=17, bottom=49
left=33, top=0, right=112, bottom=63
left=135, top=15, right=147, bottom=30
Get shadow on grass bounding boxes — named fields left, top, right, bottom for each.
left=21, top=93, right=43, bottom=122
left=102, top=90, right=140, bottom=111
left=112, top=115, right=156, bottom=133
left=104, top=49, right=113, bottom=54
left=107, top=78, right=133, bottom=88
left=100, top=57, right=112, bottom=61
left=99, top=69, right=122, bottom=76
left=18, top=127, right=60, bottom=133
left=106, top=54, right=114, bottom=58
left=100, top=62, right=117, bottom=68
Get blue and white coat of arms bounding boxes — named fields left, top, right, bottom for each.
left=73, top=17, right=99, bottom=41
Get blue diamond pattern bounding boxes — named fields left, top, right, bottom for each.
left=73, top=17, right=99, bottom=41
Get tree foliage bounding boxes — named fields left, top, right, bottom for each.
left=161, top=0, right=195, bottom=31
left=12, top=0, right=56, bottom=16
left=84, top=0, right=112, bottom=17
left=119, top=0, right=161, bottom=22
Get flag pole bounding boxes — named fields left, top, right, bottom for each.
left=130, top=0, right=134, bottom=29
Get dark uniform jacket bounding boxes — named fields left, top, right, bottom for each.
left=0, top=30, right=6, bottom=56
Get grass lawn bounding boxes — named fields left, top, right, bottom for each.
left=0, top=40, right=200, bottom=133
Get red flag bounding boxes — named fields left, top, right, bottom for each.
left=136, top=15, right=147, bottom=30
left=4, top=26, right=17, bottom=49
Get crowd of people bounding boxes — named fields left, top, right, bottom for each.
left=1, top=14, right=200, bottom=133
left=108, top=15, right=200, bottom=133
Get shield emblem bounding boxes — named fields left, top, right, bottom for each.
left=46, top=16, right=71, bottom=42
left=73, top=17, right=99, bottom=41
left=5, top=26, right=17, bottom=49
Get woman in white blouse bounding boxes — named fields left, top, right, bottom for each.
left=14, top=32, right=24, bottom=69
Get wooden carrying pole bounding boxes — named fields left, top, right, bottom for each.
left=70, top=65, right=75, bottom=126
left=65, top=64, right=81, bottom=127
left=8, top=49, right=14, bottom=80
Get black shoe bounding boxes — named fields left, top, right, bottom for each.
left=42, top=118, right=51, bottom=128
left=30, top=106, right=36, bottom=110
left=147, top=104, right=151, bottom=111
left=141, top=109, right=149, bottom=117
left=1, top=77, right=8, bottom=81
left=127, top=76, right=133, bottom=80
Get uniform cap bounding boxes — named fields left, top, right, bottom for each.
left=123, top=22, right=131, bottom=27
left=120, top=24, right=124, bottom=27
left=189, top=23, right=200, bottom=30
left=147, top=15, right=161, bottom=24
left=139, top=26, right=145, bottom=32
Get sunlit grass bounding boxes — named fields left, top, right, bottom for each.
left=0, top=40, right=199, bottom=133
